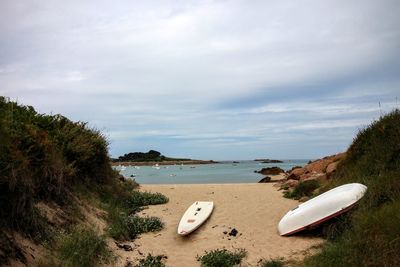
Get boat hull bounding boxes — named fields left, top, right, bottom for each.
left=278, top=183, right=367, bottom=236
left=177, top=201, right=214, bottom=235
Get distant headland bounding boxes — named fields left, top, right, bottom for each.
left=254, top=159, right=283, bottom=163
left=111, top=150, right=217, bottom=166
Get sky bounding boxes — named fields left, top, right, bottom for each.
left=1, top=0, right=399, bottom=160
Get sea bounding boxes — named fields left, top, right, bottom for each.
left=115, top=160, right=309, bottom=184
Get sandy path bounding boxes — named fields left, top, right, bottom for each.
left=114, top=183, right=322, bottom=266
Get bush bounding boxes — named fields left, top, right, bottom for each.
left=125, top=191, right=169, bottom=210
left=105, top=190, right=168, bottom=240
left=109, top=214, right=164, bottom=240
left=135, top=254, right=167, bottom=267
left=59, top=225, right=112, bottom=267
left=197, top=248, right=247, bottom=267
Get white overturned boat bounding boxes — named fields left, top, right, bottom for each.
left=278, top=183, right=367, bottom=236
left=177, top=201, right=214, bottom=235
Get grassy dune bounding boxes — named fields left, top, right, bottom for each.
left=0, top=97, right=168, bottom=266
left=304, top=109, right=400, bottom=266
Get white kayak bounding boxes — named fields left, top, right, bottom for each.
left=177, top=201, right=214, bottom=235
left=278, top=183, right=367, bottom=236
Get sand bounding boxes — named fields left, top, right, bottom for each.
left=112, top=182, right=322, bottom=266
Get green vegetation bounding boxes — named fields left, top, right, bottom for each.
left=126, top=191, right=169, bottom=209
left=304, top=109, right=400, bottom=267
left=197, top=248, right=247, bottom=267
left=134, top=254, right=168, bottom=267
left=115, top=150, right=191, bottom=162
left=59, top=225, right=112, bottom=267
left=105, top=190, right=168, bottom=240
left=0, top=96, right=114, bottom=238
left=109, top=213, right=164, bottom=240
left=284, top=180, right=320, bottom=199
left=0, top=97, right=169, bottom=265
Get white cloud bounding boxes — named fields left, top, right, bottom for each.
left=1, top=0, right=399, bottom=159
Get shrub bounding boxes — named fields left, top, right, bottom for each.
left=197, top=248, right=247, bottom=267
left=59, top=225, right=112, bottom=267
left=135, top=254, right=167, bottom=267
left=106, top=190, right=168, bottom=240
left=108, top=213, right=164, bottom=240
left=125, top=191, right=169, bottom=210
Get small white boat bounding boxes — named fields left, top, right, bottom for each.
left=177, top=201, right=214, bottom=235
left=278, top=183, right=367, bottom=236
left=152, top=164, right=160, bottom=170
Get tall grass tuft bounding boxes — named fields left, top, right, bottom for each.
left=108, top=214, right=164, bottom=240
left=197, top=248, right=247, bottom=267
left=134, top=254, right=167, bottom=267
left=59, top=225, right=112, bottom=267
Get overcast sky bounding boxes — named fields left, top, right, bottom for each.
left=1, top=0, right=399, bottom=160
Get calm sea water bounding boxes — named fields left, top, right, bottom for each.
left=115, top=160, right=309, bottom=184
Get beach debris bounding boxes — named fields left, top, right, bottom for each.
left=212, top=225, right=218, bottom=228
left=223, top=231, right=228, bottom=234
left=229, top=228, right=238, bottom=237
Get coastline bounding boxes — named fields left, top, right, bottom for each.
left=111, top=180, right=322, bottom=266
left=111, top=160, right=217, bottom=166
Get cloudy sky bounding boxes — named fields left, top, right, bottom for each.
left=1, top=0, right=399, bottom=160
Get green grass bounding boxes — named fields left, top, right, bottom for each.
left=108, top=214, right=164, bottom=240
left=134, top=254, right=167, bottom=267
left=283, top=180, right=320, bottom=199
left=125, top=191, right=169, bottom=211
left=0, top=97, right=116, bottom=240
left=105, top=189, right=168, bottom=240
left=303, top=109, right=400, bottom=267
left=0, top=97, right=168, bottom=264
left=59, top=225, right=112, bottom=267
left=197, top=248, right=247, bottom=267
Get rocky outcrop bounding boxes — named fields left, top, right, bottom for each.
left=257, top=167, right=285, bottom=175
left=258, top=176, right=272, bottom=183
left=277, top=152, right=346, bottom=196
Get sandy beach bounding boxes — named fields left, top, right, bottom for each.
left=112, top=182, right=322, bottom=266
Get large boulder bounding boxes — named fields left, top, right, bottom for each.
left=282, top=179, right=299, bottom=188
left=277, top=152, right=346, bottom=196
left=257, top=167, right=285, bottom=175
left=326, top=161, right=339, bottom=177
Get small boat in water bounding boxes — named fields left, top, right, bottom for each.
left=278, top=183, right=367, bottom=236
